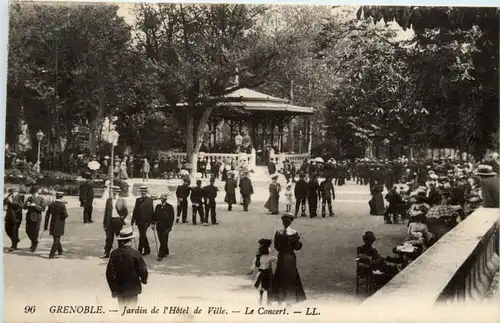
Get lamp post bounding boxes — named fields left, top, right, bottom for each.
left=107, top=130, right=119, bottom=196
left=35, top=130, right=45, bottom=172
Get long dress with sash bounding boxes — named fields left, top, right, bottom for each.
left=264, top=182, right=281, bottom=214
left=269, top=227, right=306, bottom=304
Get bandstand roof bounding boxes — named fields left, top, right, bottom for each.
left=175, top=88, right=315, bottom=118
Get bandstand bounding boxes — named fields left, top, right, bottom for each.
left=159, top=88, right=315, bottom=171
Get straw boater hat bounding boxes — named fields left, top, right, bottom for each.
left=271, top=174, right=279, bottom=180
left=111, top=185, right=121, bottom=192
left=55, top=191, right=64, bottom=199
left=475, top=165, right=497, bottom=177
left=139, top=185, right=148, bottom=192
left=116, top=227, right=137, bottom=240
left=104, top=156, right=110, bottom=160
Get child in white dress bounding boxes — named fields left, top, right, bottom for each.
left=247, top=239, right=277, bottom=305
left=284, top=183, right=294, bottom=213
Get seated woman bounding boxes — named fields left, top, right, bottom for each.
left=406, top=194, right=430, bottom=225
left=406, top=212, right=433, bottom=248
left=357, top=232, right=400, bottom=284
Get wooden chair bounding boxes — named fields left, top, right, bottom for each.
left=355, top=247, right=373, bottom=295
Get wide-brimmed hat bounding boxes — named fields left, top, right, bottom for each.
left=468, top=196, right=482, bottom=203
left=475, top=164, right=497, bottom=177
left=116, top=227, right=137, bottom=240
left=298, top=171, right=306, bottom=177
left=363, top=231, right=376, bottom=243
left=139, top=185, right=148, bottom=191
left=104, top=156, right=110, bottom=160
left=270, top=174, right=279, bottom=180
left=281, top=213, right=295, bottom=221
left=258, top=238, right=272, bottom=247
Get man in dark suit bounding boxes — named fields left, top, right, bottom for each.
left=101, top=186, right=129, bottom=258
left=203, top=177, right=219, bottom=225
left=131, top=186, right=154, bottom=255
left=225, top=172, right=237, bottom=211
left=23, top=186, right=46, bottom=252
left=175, top=178, right=191, bottom=223
left=190, top=180, right=205, bottom=225
left=268, top=158, right=276, bottom=175
left=239, top=171, right=254, bottom=212
left=43, top=192, right=69, bottom=259
left=319, top=176, right=335, bottom=217
left=79, top=174, right=95, bottom=223
left=476, top=165, right=499, bottom=208
left=106, top=227, right=148, bottom=309
left=152, top=193, right=175, bottom=261
left=294, top=172, right=308, bottom=217
left=4, top=187, right=25, bottom=251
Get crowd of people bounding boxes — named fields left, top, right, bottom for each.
left=4, top=148, right=500, bottom=307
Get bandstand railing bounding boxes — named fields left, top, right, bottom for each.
left=362, top=207, right=500, bottom=311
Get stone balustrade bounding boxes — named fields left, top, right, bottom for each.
left=362, top=207, right=500, bottom=313
left=159, top=150, right=309, bottom=172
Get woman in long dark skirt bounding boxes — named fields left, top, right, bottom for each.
left=369, top=183, right=385, bottom=215
left=264, top=174, right=281, bottom=214
left=269, top=213, right=306, bottom=305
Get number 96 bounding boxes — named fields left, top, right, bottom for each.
left=24, top=305, right=36, bottom=314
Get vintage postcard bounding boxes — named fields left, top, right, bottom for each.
left=2, top=1, right=499, bottom=323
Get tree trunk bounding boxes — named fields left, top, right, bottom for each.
left=186, top=107, right=214, bottom=184
left=90, top=92, right=106, bottom=156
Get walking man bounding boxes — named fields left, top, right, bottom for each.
left=23, top=186, right=45, bottom=252
left=131, top=186, right=153, bottom=255
left=175, top=178, right=191, bottom=223
left=106, top=227, right=148, bottom=309
left=101, top=186, right=128, bottom=258
left=319, top=176, right=335, bottom=217
left=203, top=177, right=219, bottom=225
left=4, top=187, right=24, bottom=251
left=294, top=172, right=308, bottom=217
left=79, top=173, right=95, bottom=223
left=225, top=172, right=237, bottom=211
left=239, top=171, right=254, bottom=212
left=152, top=193, right=175, bottom=261
left=190, top=180, right=205, bottom=225
left=43, top=191, right=69, bottom=259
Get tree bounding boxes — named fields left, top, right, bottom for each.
left=360, top=6, right=499, bottom=157
left=315, top=19, right=428, bottom=158
left=8, top=2, right=135, bottom=155
left=132, top=4, right=302, bottom=179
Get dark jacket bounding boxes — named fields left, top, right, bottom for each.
left=131, top=196, right=154, bottom=226
left=203, top=185, right=218, bottom=203
left=481, top=176, right=499, bottom=208
left=239, top=177, right=254, bottom=196
left=268, top=162, right=276, bottom=174
left=190, top=186, right=204, bottom=204
left=44, top=200, right=69, bottom=236
left=319, top=180, right=335, bottom=200
left=106, top=245, right=148, bottom=297
left=103, top=197, right=128, bottom=229
left=225, top=178, right=237, bottom=194
left=79, top=181, right=94, bottom=207
left=152, top=202, right=175, bottom=232
left=4, top=193, right=25, bottom=223
left=307, top=179, right=320, bottom=198
left=23, top=195, right=45, bottom=223
left=294, top=179, right=308, bottom=199
left=176, top=184, right=191, bottom=201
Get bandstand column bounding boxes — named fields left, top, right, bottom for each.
left=270, top=121, right=275, bottom=150
left=278, top=125, right=284, bottom=153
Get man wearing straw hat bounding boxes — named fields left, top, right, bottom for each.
left=131, top=185, right=154, bottom=256
left=101, top=186, right=128, bottom=259
left=106, top=227, right=148, bottom=308
left=152, top=193, right=175, bottom=261
left=43, top=191, right=69, bottom=259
